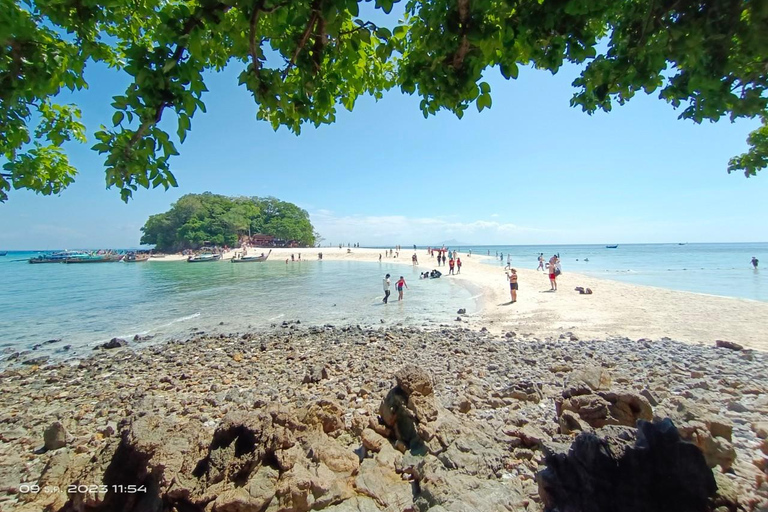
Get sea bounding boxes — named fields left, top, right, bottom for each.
left=0, top=243, right=764, bottom=366
left=0, top=254, right=477, bottom=366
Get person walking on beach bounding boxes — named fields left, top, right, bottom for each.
left=456, top=257, right=462, bottom=274
left=506, top=268, right=518, bottom=303
left=396, top=276, right=408, bottom=301
left=382, top=274, right=391, bottom=304
left=752, top=256, right=759, bottom=269
left=537, top=253, right=544, bottom=271
left=448, top=257, right=455, bottom=275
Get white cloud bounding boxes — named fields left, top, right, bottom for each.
left=310, top=210, right=547, bottom=245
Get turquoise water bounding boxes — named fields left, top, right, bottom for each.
left=448, top=243, right=766, bottom=301
left=0, top=255, right=476, bottom=364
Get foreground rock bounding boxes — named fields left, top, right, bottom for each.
left=0, top=326, right=766, bottom=511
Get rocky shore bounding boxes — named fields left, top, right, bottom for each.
left=1, top=325, right=767, bottom=511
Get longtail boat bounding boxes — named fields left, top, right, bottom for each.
left=232, top=249, right=271, bottom=263
left=124, top=252, right=151, bottom=262
left=187, top=253, right=222, bottom=263
left=64, top=253, right=124, bottom=263
left=29, top=251, right=89, bottom=264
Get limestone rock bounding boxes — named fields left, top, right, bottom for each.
left=395, top=365, right=434, bottom=397
left=43, top=421, right=67, bottom=451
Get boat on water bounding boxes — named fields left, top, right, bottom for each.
left=232, top=250, right=271, bottom=263
left=124, top=251, right=151, bottom=262
left=64, top=253, right=124, bottom=263
left=29, top=251, right=90, bottom=264
left=0, top=252, right=7, bottom=256
left=187, top=253, right=222, bottom=263
left=605, top=245, right=619, bottom=249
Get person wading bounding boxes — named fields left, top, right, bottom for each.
left=382, top=274, right=391, bottom=304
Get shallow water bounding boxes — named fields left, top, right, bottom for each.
left=0, top=255, right=476, bottom=363
left=445, top=243, right=766, bottom=302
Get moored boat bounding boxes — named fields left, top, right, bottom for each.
left=29, top=251, right=90, bottom=264
left=0, top=252, right=7, bottom=256
left=124, top=251, right=151, bottom=262
left=64, top=253, right=124, bottom=263
left=605, top=245, right=618, bottom=249
left=232, top=249, right=271, bottom=263
left=187, top=253, right=222, bottom=263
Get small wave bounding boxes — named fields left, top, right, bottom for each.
left=166, top=312, right=202, bottom=325
left=268, top=314, right=285, bottom=321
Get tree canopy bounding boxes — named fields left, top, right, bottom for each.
left=2, top=0, right=766, bottom=201
left=140, top=193, right=316, bottom=251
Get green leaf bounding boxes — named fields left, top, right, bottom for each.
left=112, top=111, right=124, bottom=126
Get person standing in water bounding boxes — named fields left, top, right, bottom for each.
left=382, top=274, right=391, bottom=304
left=752, top=256, right=759, bottom=269
left=506, top=268, right=518, bottom=303
left=396, top=276, right=408, bottom=301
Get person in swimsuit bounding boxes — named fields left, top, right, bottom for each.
left=548, top=255, right=558, bottom=291
left=506, top=268, right=518, bottom=303
left=448, top=258, right=455, bottom=275
left=396, top=276, right=408, bottom=301
left=752, top=257, right=759, bottom=269
left=456, top=257, right=462, bottom=274
left=537, top=253, right=544, bottom=271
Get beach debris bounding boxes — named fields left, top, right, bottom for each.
left=715, top=340, right=743, bottom=351
left=537, top=419, right=718, bottom=512
left=43, top=421, right=68, bottom=451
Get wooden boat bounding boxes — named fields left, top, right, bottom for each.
left=232, top=249, right=271, bottom=263
left=29, top=251, right=89, bottom=264
left=64, top=253, right=124, bottom=263
left=124, top=252, right=151, bottom=262
left=605, top=245, right=618, bottom=249
left=187, top=253, right=222, bottom=263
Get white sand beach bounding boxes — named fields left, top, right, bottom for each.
left=151, top=247, right=768, bottom=351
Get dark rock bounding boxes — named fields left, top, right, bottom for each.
left=99, top=338, right=128, bottom=349
left=44, top=338, right=62, bottom=344
left=457, top=308, right=466, bottom=314
left=537, top=419, right=717, bottom=512
left=22, top=356, right=50, bottom=365
left=715, top=340, right=743, bottom=351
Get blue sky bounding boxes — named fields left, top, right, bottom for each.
left=1, top=45, right=765, bottom=249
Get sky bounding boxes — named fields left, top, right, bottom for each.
left=1, top=24, right=766, bottom=249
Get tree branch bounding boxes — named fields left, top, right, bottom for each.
left=249, top=0, right=265, bottom=71
left=338, top=21, right=379, bottom=36
left=282, top=9, right=319, bottom=78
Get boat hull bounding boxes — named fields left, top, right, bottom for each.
left=232, top=250, right=271, bottom=263
left=187, top=254, right=222, bottom=263
left=64, top=255, right=124, bottom=263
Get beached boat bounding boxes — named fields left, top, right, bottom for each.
left=605, top=245, right=619, bottom=249
left=64, top=253, right=124, bottom=263
left=232, top=250, right=271, bottom=263
left=124, top=252, right=151, bottom=262
left=29, top=251, right=90, bottom=264
left=187, top=253, right=222, bottom=263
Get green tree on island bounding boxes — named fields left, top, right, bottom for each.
left=1, top=0, right=766, bottom=202
left=140, top=193, right=316, bottom=251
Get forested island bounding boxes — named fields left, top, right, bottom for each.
left=140, top=193, right=316, bottom=252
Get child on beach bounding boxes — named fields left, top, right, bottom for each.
left=396, top=276, right=408, bottom=300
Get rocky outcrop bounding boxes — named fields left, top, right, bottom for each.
left=2, top=327, right=767, bottom=511
left=538, top=419, right=717, bottom=512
